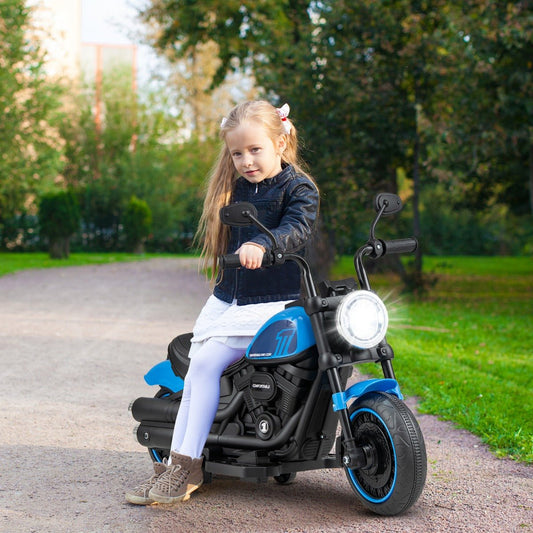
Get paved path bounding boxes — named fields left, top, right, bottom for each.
left=0, top=259, right=531, bottom=532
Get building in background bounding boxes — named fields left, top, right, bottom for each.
left=31, top=0, right=83, bottom=79
left=32, top=0, right=138, bottom=82
left=32, top=0, right=138, bottom=137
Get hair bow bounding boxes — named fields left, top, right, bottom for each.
left=276, top=104, right=291, bottom=134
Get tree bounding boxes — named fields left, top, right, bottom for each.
left=38, top=190, right=80, bottom=258
left=442, top=1, right=533, bottom=216
left=137, top=0, right=532, bottom=264
left=138, top=4, right=261, bottom=140
left=138, top=1, right=314, bottom=90
left=0, top=0, right=65, bottom=244
left=60, top=61, right=219, bottom=252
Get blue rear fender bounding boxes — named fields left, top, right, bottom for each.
left=144, top=360, right=184, bottom=393
left=332, top=378, right=403, bottom=412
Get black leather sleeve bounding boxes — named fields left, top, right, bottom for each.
left=249, top=178, right=319, bottom=253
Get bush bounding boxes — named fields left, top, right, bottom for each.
left=38, top=190, right=80, bottom=258
left=420, top=204, right=532, bottom=256
left=76, top=178, right=124, bottom=251
left=123, top=196, right=152, bottom=253
left=0, top=212, right=41, bottom=251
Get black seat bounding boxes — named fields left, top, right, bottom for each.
left=167, top=333, right=246, bottom=379
left=167, top=333, right=193, bottom=378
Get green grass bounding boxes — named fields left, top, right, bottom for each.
left=333, top=255, right=533, bottom=463
left=0, top=251, right=188, bottom=277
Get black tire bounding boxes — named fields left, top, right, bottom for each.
left=274, top=472, right=296, bottom=485
left=340, top=392, right=426, bottom=516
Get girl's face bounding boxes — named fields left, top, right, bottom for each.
left=225, top=120, right=286, bottom=184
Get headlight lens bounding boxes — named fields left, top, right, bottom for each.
left=335, top=290, right=388, bottom=348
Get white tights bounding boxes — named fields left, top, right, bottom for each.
left=170, top=339, right=243, bottom=459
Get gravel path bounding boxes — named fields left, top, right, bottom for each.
left=0, top=258, right=531, bottom=533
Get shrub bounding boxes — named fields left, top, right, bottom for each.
left=38, top=190, right=80, bottom=258
left=0, top=212, right=41, bottom=251
left=123, top=196, right=152, bottom=253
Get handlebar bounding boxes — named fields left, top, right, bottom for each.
left=381, top=237, right=418, bottom=255
left=355, top=237, right=418, bottom=291
left=219, top=251, right=317, bottom=298
left=220, top=237, right=417, bottom=271
left=218, top=253, right=274, bottom=269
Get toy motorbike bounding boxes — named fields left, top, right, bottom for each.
left=130, top=192, right=427, bottom=516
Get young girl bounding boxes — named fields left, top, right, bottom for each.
left=126, top=100, right=319, bottom=505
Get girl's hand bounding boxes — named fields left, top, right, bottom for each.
left=236, top=243, right=265, bottom=269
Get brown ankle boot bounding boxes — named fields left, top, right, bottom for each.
left=125, top=460, right=167, bottom=505
left=149, top=451, right=204, bottom=504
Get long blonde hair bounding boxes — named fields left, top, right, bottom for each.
left=195, top=100, right=316, bottom=277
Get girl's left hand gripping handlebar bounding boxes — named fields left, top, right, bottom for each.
left=219, top=253, right=274, bottom=269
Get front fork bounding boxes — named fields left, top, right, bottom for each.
left=327, top=366, right=372, bottom=470
left=309, top=305, right=398, bottom=470
left=326, top=349, right=399, bottom=470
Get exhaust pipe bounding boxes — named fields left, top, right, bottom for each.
left=131, top=391, right=245, bottom=424
left=131, top=397, right=180, bottom=423
left=135, top=407, right=302, bottom=451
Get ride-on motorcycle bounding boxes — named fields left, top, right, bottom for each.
left=130, top=192, right=427, bottom=516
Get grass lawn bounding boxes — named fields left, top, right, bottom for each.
left=333, top=255, right=533, bottom=463
left=0, top=251, right=182, bottom=277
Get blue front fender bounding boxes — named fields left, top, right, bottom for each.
left=332, top=378, right=403, bottom=412
left=144, top=360, right=184, bottom=393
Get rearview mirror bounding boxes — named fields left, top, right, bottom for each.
left=374, top=193, right=403, bottom=216
left=220, top=202, right=258, bottom=226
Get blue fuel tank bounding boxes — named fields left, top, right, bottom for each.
left=246, top=306, right=316, bottom=364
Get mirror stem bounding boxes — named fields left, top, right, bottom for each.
left=246, top=213, right=277, bottom=249
left=369, top=203, right=387, bottom=240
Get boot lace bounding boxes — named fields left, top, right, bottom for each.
left=134, top=472, right=160, bottom=495
left=135, top=460, right=167, bottom=494
left=156, top=464, right=188, bottom=493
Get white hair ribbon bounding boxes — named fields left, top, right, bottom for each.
left=276, top=104, right=291, bottom=134
left=220, top=117, right=228, bottom=128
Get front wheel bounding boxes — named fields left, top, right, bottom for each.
left=339, top=392, right=427, bottom=516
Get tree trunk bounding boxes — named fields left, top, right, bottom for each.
left=49, top=237, right=70, bottom=259
left=306, top=222, right=335, bottom=283
left=133, top=241, right=145, bottom=254
left=529, top=139, right=533, bottom=215
left=413, top=104, right=423, bottom=277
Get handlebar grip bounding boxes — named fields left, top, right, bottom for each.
left=219, top=253, right=274, bottom=269
left=219, top=254, right=242, bottom=269
left=382, top=238, right=418, bottom=255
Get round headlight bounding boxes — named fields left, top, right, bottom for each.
left=335, top=290, right=388, bottom=349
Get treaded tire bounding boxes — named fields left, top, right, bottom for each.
left=341, top=392, right=427, bottom=516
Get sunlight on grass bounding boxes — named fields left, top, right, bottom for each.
left=333, top=255, right=533, bottom=463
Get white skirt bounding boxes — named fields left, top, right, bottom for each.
left=189, top=294, right=292, bottom=357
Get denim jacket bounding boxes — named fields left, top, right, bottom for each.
left=213, top=165, right=319, bottom=305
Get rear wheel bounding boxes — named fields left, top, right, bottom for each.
left=274, top=473, right=296, bottom=485
left=340, top=392, right=426, bottom=516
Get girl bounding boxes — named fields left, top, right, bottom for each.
left=126, top=100, right=319, bottom=505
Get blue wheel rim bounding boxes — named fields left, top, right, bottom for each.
left=347, top=407, right=397, bottom=503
